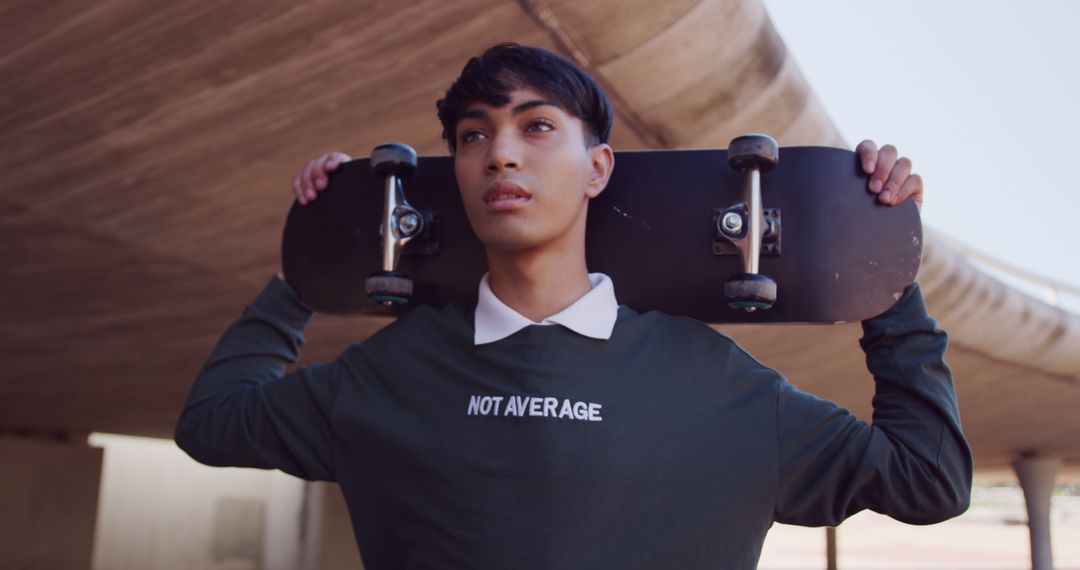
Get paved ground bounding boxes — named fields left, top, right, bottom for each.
left=759, top=486, right=1080, bottom=569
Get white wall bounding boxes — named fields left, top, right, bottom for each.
left=89, top=432, right=308, bottom=570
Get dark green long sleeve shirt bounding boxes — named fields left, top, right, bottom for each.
left=174, top=277, right=972, bottom=569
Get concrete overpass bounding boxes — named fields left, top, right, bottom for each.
left=2, top=0, right=1077, bottom=567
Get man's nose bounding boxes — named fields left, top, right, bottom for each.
left=485, top=134, right=521, bottom=173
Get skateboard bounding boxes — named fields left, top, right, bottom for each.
left=281, top=135, right=922, bottom=324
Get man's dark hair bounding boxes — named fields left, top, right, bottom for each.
left=436, top=43, right=613, bottom=153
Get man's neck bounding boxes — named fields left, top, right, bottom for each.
left=486, top=246, right=592, bottom=323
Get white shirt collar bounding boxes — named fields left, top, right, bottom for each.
left=474, top=272, right=618, bottom=345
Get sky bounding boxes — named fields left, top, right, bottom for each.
left=761, top=0, right=1080, bottom=312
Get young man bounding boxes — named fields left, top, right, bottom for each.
left=176, top=43, right=971, bottom=568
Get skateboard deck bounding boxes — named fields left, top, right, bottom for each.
left=281, top=145, right=922, bottom=323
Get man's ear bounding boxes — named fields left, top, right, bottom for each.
left=585, top=143, right=615, bottom=199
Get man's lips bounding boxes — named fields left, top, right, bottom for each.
left=483, top=181, right=532, bottom=207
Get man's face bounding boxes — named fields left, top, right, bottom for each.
left=453, top=87, right=613, bottom=253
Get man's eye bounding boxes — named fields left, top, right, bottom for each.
left=526, top=119, right=555, bottom=132
left=460, top=130, right=486, bottom=144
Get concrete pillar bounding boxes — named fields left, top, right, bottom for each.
left=304, top=482, right=365, bottom=569
left=825, top=526, right=837, bottom=570
left=264, top=472, right=308, bottom=569
left=0, top=432, right=103, bottom=570
left=1012, top=453, right=1061, bottom=570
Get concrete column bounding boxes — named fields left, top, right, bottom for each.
left=303, top=482, right=365, bottom=569
left=1012, top=453, right=1061, bottom=570
left=263, top=470, right=309, bottom=569
left=0, top=432, right=103, bottom=570
left=825, top=526, right=837, bottom=570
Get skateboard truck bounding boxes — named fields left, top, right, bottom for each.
left=719, top=134, right=779, bottom=312
left=714, top=207, right=781, bottom=256
left=366, top=142, right=423, bottom=306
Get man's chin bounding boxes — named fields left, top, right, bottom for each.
left=473, top=226, right=547, bottom=253
left=479, top=235, right=541, bottom=253
left=472, top=217, right=587, bottom=257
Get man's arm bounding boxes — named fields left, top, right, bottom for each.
left=774, top=283, right=973, bottom=526
left=175, top=152, right=356, bottom=480
left=173, top=275, right=349, bottom=481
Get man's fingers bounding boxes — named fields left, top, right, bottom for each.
left=313, top=153, right=333, bottom=190
left=293, top=173, right=307, bottom=205
left=880, top=157, right=912, bottom=204
left=294, top=152, right=351, bottom=206
left=314, top=152, right=351, bottom=192
left=870, top=144, right=898, bottom=194
left=326, top=151, right=351, bottom=170
left=301, top=160, right=319, bottom=201
left=897, top=173, right=924, bottom=210
left=856, top=140, right=878, bottom=174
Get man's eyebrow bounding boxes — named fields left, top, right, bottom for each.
left=460, top=108, right=490, bottom=121
left=511, top=99, right=558, bottom=114
left=459, top=99, right=559, bottom=122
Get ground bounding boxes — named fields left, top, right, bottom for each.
left=759, top=484, right=1080, bottom=569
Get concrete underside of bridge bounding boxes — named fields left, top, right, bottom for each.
left=2, top=1, right=1078, bottom=567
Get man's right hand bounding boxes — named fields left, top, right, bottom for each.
left=293, top=151, right=352, bottom=205
left=281, top=151, right=353, bottom=279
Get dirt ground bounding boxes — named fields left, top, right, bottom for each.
left=758, top=486, right=1080, bottom=569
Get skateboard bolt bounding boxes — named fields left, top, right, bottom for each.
left=398, top=213, right=421, bottom=236
left=721, top=212, right=743, bottom=235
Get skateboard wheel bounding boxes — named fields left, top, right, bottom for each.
left=371, top=143, right=418, bottom=178
left=728, top=134, right=779, bottom=173
left=365, top=271, right=414, bottom=305
left=724, top=273, right=777, bottom=312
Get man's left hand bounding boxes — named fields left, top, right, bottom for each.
left=855, top=140, right=923, bottom=210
